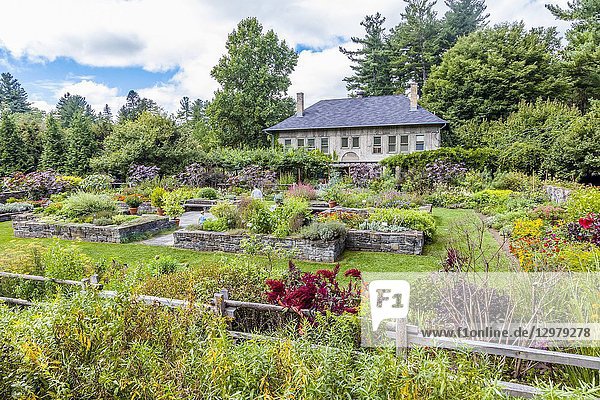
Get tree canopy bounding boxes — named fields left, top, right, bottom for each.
left=0, top=73, right=31, bottom=113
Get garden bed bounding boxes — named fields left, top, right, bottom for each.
left=0, top=190, right=27, bottom=203
left=345, top=229, right=425, bottom=255
left=12, top=215, right=176, bottom=243
left=173, top=229, right=346, bottom=262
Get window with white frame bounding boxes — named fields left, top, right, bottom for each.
left=373, top=136, right=382, bottom=154
left=320, top=137, right=329, bottom=153
left=388, top=135, right=397, bottom=153
left=297, top=138, right=305, bottom=148
left=416, top=135, right=425, bottom=151
left=352, top=136, right=360, bottom=148
left=283, top=139, right=292, bottom=149
left=307, top=138, right=316, bottom=150
left=399, top=135, right=409, bottom=152
left=341, top=137, right=349, bottom=149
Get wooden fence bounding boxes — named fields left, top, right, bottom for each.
left=1, top=271, right=599, bottom=399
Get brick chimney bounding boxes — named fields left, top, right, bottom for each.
left=296, top=92, right=304, bottom=117
left=409, top=81, right=418, bottom=111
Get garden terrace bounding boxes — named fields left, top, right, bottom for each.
left=13, top=214, right=176, bottom=243
left=0, top=190, right=27, bottom=203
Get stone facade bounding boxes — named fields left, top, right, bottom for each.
left=345, top=229, right=424, bottom=255
left=174, top=230, right=346, bottom=262
left=13, top=215, right=176, bottom=243
left=545, top=185, right=571, bottom=204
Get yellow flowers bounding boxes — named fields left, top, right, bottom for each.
left=512, top=218, right=544, bottom=239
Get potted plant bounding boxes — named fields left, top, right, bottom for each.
left=125, top=195, right=143, bottom=215
left=163, top=190, right=185, bottom=226
left=150, top=187, right=167, bottom=216
left=328, top=199, right=338, bottom=208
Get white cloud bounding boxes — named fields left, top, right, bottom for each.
left=0, top=0, right=573, bottom=113
left=57, top=80, right=124, bottom=114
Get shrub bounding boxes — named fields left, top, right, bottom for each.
left=92, top=217, right=114, bottom=226
left=124, top=195, right=143, bottom=208
left=425, top=159, right=467, bottom=188
left=197, top=187, right=218, bottom=200
left=317, top=210, right=365, bottom=229
left=127, top=164, right=160, bottom=185
left=368, top=208, right=436, bottom=238
left=426, top=189, right=472, bottom=208
left=564, top=188, right=600, bottom=220
left=57, top=175, right=83, bottom=188
left=382, top=147, right=499, bottom=172
left=201, top=218, right=229, bottom=232
left=348, top=163, right=381, bottom=187
left=163, top=188, right=195, bottom=218
left=111, top=214, right=139, bottom=225
left=79, top=174, right=114, bottom=192
left=271, top=197, right=310, bottom=238
left=148, top=255, right=184, bottom=276
left=470, top=189, right=513, bottom=214
left=3, top=170, right=67, bottom=200
left=286, top=183, right=317, bottom=200
left=0, top=202, right=33, bottom=214
left=356, top=220, right=411, bottom=233
left=241, top=198, right=272, bottom=233
left=530, top=205, right=565, bottom=222
left=58, top=192, right=118, bottom=221
left=42, top=243, right=91, bottom=280
left=150, top=187, right=167, bottom=208
left=210, top=201, right=241, bottom=229
left=300, top=221, right=347, bottom=241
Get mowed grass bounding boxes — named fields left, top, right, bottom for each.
left=0, top=208, right=509, bottom=275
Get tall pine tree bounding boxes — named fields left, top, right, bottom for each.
left=0, top=73, right=31, bottom=113
left=40, top=115, right=65, bottom=172
left=118, top=90, right=160, bottom=122
left=443, top=0, right=489, bottom=47
left=389, top=0, right=445, bottom=89
left=65, top=112, right=96, bottom=175
left=340, top=13, right=394, bottom=96
left=56, top=93, right=95, bottom=128
left=0, top=111, right=28, bottom=175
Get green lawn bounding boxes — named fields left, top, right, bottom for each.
left=0, top=208, right=509, bottom=274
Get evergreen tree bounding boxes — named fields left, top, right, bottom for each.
left=340, top=13, right=394, bottom=96
left=56, top=93, right=95, bottom=128
left=176, top=96, right=192, bottom=123
left=207, top=17, right=298, bottom=147
left=40, top=115, right=65, bottom=171
left=0, top=73, right=32, bottom=113
left=191, top=99, right=208, bottom=124
left=389, top=0, right=445, bottom=88
left=65, top=112, right=96, bottom=175
left=547, top=0, right=600, bottom=110
left=101, top=104, right=113, bottom=121
left=443, top=0, right=489, bottom=46
left=118, top=90, right=161, bottom=122
left=0, top=111, right=28, bottom=175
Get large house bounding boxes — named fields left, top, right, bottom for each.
left=265, top=83, right=447, bottom=163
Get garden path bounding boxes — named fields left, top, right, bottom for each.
left=140, top=211, right=203, bottom=247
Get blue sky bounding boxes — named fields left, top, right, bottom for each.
left=0, top=0, right=570, bottom=114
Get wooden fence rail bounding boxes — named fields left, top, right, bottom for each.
left=1, top=272, right=599, bottom=398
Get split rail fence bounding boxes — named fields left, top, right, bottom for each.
left=1, top=271, right=599, bottom=399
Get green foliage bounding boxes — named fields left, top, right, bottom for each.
left=197, top=187, right=218, bottom=199
left=491, top=171, right=539, bottom=192
left=117, top=90, right=161, bottom=122
left=124, top=195, right=143, bottom=208
left=271, top=197, right=310, bottom=238
left=0, top=72, right=31, bottom=113
left=422, top=22, right=568, bottom=125
left=368, top=208, right=436, bottom=238
left=564, top=187, right=600, bottom=220
left=0, top=202, right=33, bottom=214
left=147, top=255, right=184, bottom=276
left=56, top=93, right=95, bottom=128
left=201, top=218, right=229, bottom=232
left=470, top=189, right=513, bottom=214
left=58, top=192, right=118, bottom=222
left=0, top=111, right=28, bottom=175
left=241, top=198, right=273, bottom=233
left=150, top=186, right=167, bottom=208
left=162, top=188, right=195, bottom=219
left=300, top=221, right=347, bottom=241
left=79, top=174, right=114, bottom=192
left=64, top=113, right=97, bottom=175
left=382, top=146, right=498, bottom=171
left=92, top=112, right=197, bottom=178
left=442, top=0, right=489, bottom=45
left=210, top=201, right=242, bottom=229
left=39, top=115, right=65, bottom=171
left=42, top=242, right=90, bottom=280
left=208, top=17, right=298, bottom=147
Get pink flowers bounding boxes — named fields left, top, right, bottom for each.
left=579, top=215, right=594, bottom=230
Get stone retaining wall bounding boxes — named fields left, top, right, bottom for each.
left=0, top=191, right=27, bottom=203
left=13, top=216, right=176, bottom=243
left=345, top=229, right=424, bottom=255
left=174, top=230, right=346, bottom=262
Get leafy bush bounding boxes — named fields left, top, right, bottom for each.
left=425, top=159, right=467, bottom=188
left=163, top=188, right=195, bottom=218
left=470, top=189, right=513, bottom=214
left=197, top=187, right=218, bottom=200
left=201, top=218, right=229, bottom=232
left=0, top=202, right=33, bottom=214
left=368, top=208, right=436, bottom=238
left=426, top=189, right=472, bottom=208
left=564, top=188, right=600, bottom=220
left=58, top=192, right=118, bottom=221
left=124, top=194, right=143, bottom=208
left=57, top=175, right=83, bottom=188
left=210, top=201, right=242, bottom=229
left=150, top=186, right=167, bottom=208
left=148, top=255, right=184, bottom=276
left=271, top=197, right=310, bottom=237
left=240, top=198, right=272, bottom=233
left=42, top=243, right=91, bottom=280
left=300, top=221, right=347, bottom=241
left=286, top=183, right=317, bottom=200
left=382, top=147, right=499, bottom=172
left=530, top=205, right=565, bottom=222
left=79, top=174, right=114, bottom=192
left=92, top=217, right=114, bottom=226
left=491, top=171, right=539, bottom=192
left=317, top=210, right=365, bottom=229
left=356, top=220, right=411, bottom=233
left=3, top=170, right=67, bottom=200
left=176, top=163, right=226, bottom=188
left=127, top=164, right=160, bottom=185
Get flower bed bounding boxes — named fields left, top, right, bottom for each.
left=13, top=215, right=176, bottom=243
left=173, top=230, right=346, bottom=262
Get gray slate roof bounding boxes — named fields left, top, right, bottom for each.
left=265, top=95, right=446, bottom=132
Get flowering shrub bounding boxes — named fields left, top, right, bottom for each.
left=317, top=210, right=365, bottom=229
left=271, top=197, right=310, bottom=237
left=265, top=261, right=361, bottom=316
left=286, top=183, right=317, bottom=200
left=227, top=166, right=276, bottom=190
left=348, top=163, right=381, bottom=188
left=425, top=159, right=467, bottom=188
left=530, top=205, right=565, bottom=222
left=3, top=170, right=67, bottom=200
left=470, top=189, right=513, bottom=214
left=127, top=164, right=160, bottom=185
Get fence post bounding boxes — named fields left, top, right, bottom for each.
left=214, top=289, right=229, bottom=317
left=90, top=274, right=103, bottom=290
left=396, top=318, right=408, bottom=359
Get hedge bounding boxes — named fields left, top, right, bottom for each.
left=381, top=147, right=499, bottom=172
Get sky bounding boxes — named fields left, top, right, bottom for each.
left=0, top=0, right=571, bottom=115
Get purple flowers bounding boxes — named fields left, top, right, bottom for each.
left=3, top=170, right=67, bottom=200
left=425, top=159, right=467, bottom=188
left=349, top=163, right=381, bottom=188
left=127, top=164, right=160, bottom=185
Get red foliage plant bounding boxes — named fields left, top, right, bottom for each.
left=265, top=261, right=361, bottom=317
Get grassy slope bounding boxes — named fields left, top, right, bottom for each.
left=0, top=208, right=508, bottom=274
